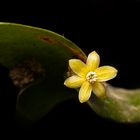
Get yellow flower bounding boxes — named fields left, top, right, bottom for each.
left=64, top=51, right=118, bottom=103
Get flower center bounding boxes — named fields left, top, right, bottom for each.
left=86, top=71, right=97, bottom=83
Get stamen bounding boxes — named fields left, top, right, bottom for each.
left=86, top=71, right=97, bottom=83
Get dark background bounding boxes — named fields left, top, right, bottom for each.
left=0, top=0, right=140, bottom=138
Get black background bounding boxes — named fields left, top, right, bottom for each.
left=0, top=0, right=140, bottom=138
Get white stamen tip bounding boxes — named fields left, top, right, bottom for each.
left=86, top=71, right=97, bottom=83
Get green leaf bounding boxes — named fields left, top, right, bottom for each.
left=0, top=22, right=86, bottom=123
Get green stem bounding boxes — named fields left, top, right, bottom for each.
left=87, top=83, right=140, bottom=123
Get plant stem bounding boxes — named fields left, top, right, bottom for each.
left=88, top=83, right=140, bottom=123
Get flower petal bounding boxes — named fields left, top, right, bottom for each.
left=86, top=51, right=100, bottom=71
left=95, top=66, right=118, bottom=82
left=79, top=81, right=92, bottom=103
left=92, top=82, right=106, bottom=98
left=64, top=76, right=85, bottom=88
left=69, top=59, right=88, bottom=77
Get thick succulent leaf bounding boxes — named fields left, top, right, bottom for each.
left=0, top=23, right=86, bottom=122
